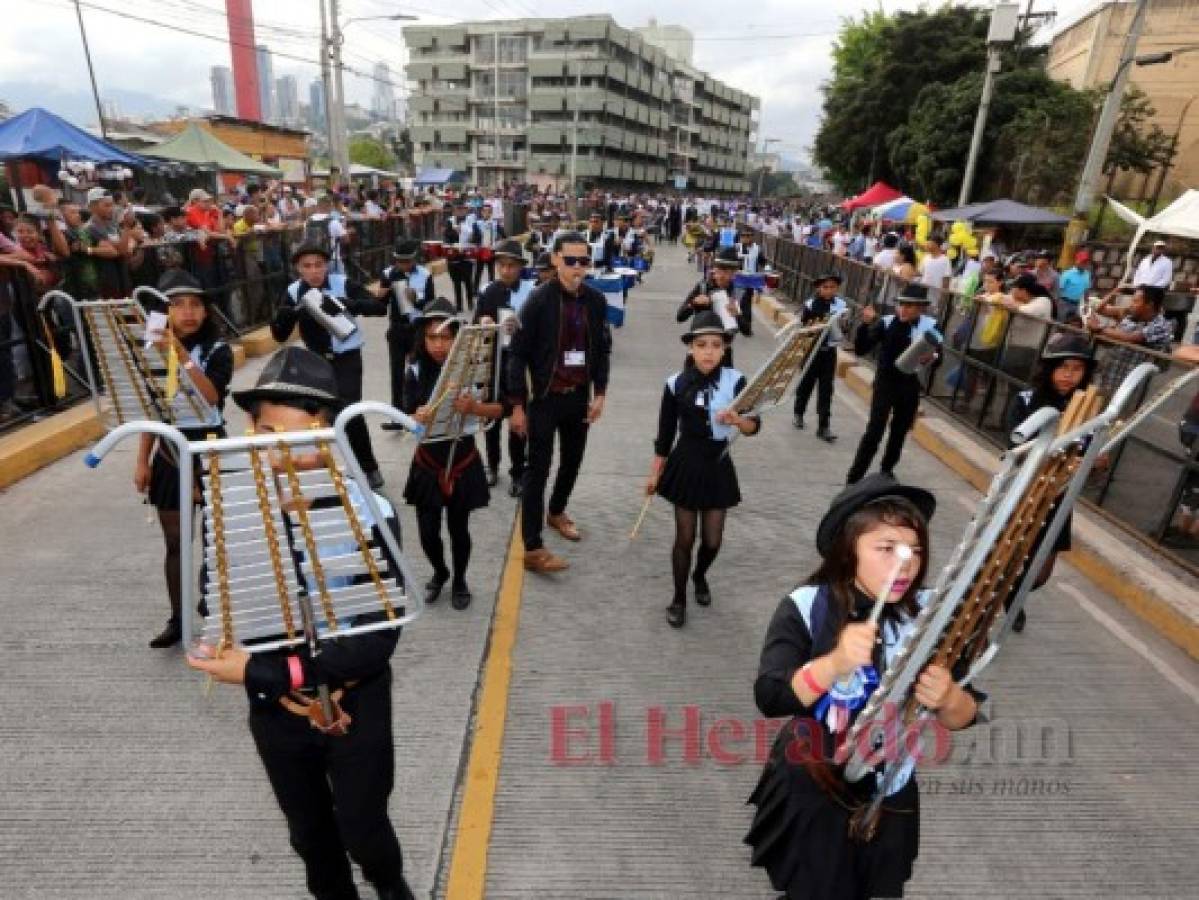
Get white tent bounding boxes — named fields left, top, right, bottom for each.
left=1106, top=189, right=1199, bottom=275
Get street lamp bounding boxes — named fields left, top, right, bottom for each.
left=756, top=138, right=780, bottom=199
left=325, top=5, right=417, bottom=182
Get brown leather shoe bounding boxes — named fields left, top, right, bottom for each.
left=546, top=512, right=581, bottom=542
left=524, top=548, right=569, bottom=573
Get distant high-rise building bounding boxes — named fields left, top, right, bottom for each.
left=211, top=65, right=235, bottom=115
left=256, top=44, right=276, bottom=122
left=309, top=78, right=327, bottom=130
left=100, top=99, right=119, bottom=122
left=276, top=75, right=300, bottom=124
left=372, top=62, right=396, bottom=120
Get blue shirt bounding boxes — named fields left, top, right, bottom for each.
left=1058, top=266, right=1091, bottom=304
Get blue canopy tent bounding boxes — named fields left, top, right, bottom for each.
left=0, top=107, right=146, bottom=166
left=930, top=199, right=1068, bottom=227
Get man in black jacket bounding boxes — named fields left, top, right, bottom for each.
left=271, top=243, right=389, bottom=488
left=507, top=232, right=612, bottom=573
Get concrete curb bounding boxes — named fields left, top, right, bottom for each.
left=754, top=291, right=1199, bottom=661
left=0, top=326, right=275, bottom=492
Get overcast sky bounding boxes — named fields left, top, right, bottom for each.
left=2, top=0, right=1097, bottom=161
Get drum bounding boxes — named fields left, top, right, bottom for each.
left=444, top=245, right=463, bottom=260
left=612, top=267, right=638, bottom=291
left=585, top=275, right=626, bottom=328
left=462, top=246, right=479, bottom=261
left=765, top=272, right=780, bottom=291
left=475, top=247, right=494, bottom=262
left=734, top=272, right=767, bottom=291
left=631, top=257, right=649, bottom=272
left=421, top=240, right=444, bottom=259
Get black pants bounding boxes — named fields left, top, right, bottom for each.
left=484, top=417, right=527, bottom=481
left=794, top=349, right=836, bottom=428
left=472, top=258, right=495, bottom=295
left=847, top=374, right=920, bottom=483
left=522, top=388, right=590, bottom=552
left=738, top=288, right=755, bottom=336
left=386, top=323, right=413, bottom=410
left=249, top=673, right=409, bottom=900
left=449, top=260, right=475, bottom=312
left=331, top=350, right=379, bottom=475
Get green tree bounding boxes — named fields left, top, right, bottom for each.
left=750, top=167, right=802, bottom=198
left=1105, top=86, right=1176, bottom=177
left=813, top=6, right=990, bottom=194
left=348, top=136, right=396, bottom=171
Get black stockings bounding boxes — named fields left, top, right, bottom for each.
left=671, top=506, right=727, bottom=604
left=158, top=509, right=182, bottom=623
left=416, top=505, right=472, bottom=589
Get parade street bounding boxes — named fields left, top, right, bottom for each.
left=0, top=243, right=1196, bottom=898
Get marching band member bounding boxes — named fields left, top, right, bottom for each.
left=378, top=238, right=435, bottom=430
left=1005, top=333, right=1096, bottom=633
left=443, top=200, right=476, bottom=313
left=613, top=211, right=642, bottom=263
left=271, top=242, right=388, bottom=490
left=793, top=272, right=848, bottom=443
left=584, top=211, right=617, bottom=270
left=402, top=298, right=502, bottom=610
left=534, top=251, right=556, bottom=286
left=677, top=246, right=742, bottom=365
left=746, top=475, right=981, bottom=900
left=474, top=239, right=531, bottom=495
left=735, top=224, right=768, bottom=336
left=189, top=347, right=416, bottom=900
left=845, top=284, right=938, bottom=485
left=469, top=203, right=506, bottom=295
left=135, top=270, right=233, bottom=648
left=646, top=310, right=760, bottom=628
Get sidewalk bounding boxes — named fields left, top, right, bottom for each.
left=469, top=245, right=1199, bottom=898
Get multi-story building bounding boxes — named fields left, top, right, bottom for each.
left=373, top=62, right=397, bottom=120
left=276, top=75, right=300, bottom=126
left=1047, top=0, right=1199, bottom=203
left=256, top=44, right=276, bottom=124
left=210, top=66, right=236, bottom=116
left=308, top=78, right=326, bottom=131
left=403, top=15, right=758, bottom=192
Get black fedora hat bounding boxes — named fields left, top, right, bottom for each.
left=233, top=347, right=341, bottom=413
left=534, top=252, right=553, bottom=271
left=156, top=268, right=208, bottom=301
left=290, top=242, right=331, bottom=264
left=895, top=283, right=931, bottom=304
left=494, top=239, right=526, bottom=262
left=816, top=474, right=936, bottom=557
left=713, top=247, right=741, bottom=269
left=813, top=271, right=843, bottom=287
left=414, top=296, right=458, bottom=326
left=1040, top=332, right=1094, bottom=362
left=392, top=238, right=420, bottom=260
left=681, top=310, right=734, bottom=344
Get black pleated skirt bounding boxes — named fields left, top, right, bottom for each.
left=148, top=427, right=226, bottom=511
left=745, top=728, right=920, bottom=900
left=403, top=435, right=490, bottom=513
left=656, top=435, right=741, bottom=511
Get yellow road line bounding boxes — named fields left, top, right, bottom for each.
left=444, top=515, right=525, bottom=899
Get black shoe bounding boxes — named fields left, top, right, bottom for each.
left=197, top=596, right=209, bottom=618
left=666, top=601, right=686, bottom=628
left=381, top=421, right=405, bottom=432
left=376, top=879, right=416, bottom=900
left=693, top=576, right=712, bottom=607
left=1012, top=609, right=1027, bottom=634
left=816, top=427, right=837, bottom=443
left=149, top=619, right=182, bottom=649
left=367, top=469, right=385, bottom=490
left=424, top=575, right=449, bottom=605
left=880, top=468, right=894, bottom=479
left=793, top=415, right=805, bottom=430
left=508, top=478, right=523, bottom=498
left=486, top=468, right=499, bottom=487
left=451, top=585, right=473, bottom=611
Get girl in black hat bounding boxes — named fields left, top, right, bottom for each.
left=134, top=270, right=233, bottom=648
left=1004, top=332, right=1096, bottom=632
left=745, top=475, right=981, bottom=899
left=645, top=310, right=760, bottom=628
left=677, top=248, right=741, bottom=366
left=401, top=299, right=503, bottom=609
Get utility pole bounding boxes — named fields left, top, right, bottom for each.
left=958, top=3, right=1020, bottom=207
left=73, top=0, right=107, bottom=139
left=1061, top=0, right=1151, bottom=266
left=319, top=0, right=335, bottom=168
left=328, top=0, right=350, bottom=185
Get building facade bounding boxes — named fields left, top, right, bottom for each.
left=1047, top=0, right=1199, bottom=203
left=403, top=15, right=758, bottom=192
left=256, top=45, right=276, bottom=124
left=308, top=78, right=327, bottom=131
left=276, top=75, right=300, bottom=125
left=211, top=66, right=236, bottom=116
left=372, top=62, right=397, bottom=120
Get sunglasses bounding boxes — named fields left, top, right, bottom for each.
left=559, top=255, right=590, bottom=268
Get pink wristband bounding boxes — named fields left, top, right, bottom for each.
left=800, top=663, right=827, bottom=696
left=287, top=655, right=304, bottom=691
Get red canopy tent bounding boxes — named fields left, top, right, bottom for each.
left=840, top=181, right=903, bottom=211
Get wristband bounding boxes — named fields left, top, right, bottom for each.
left=800, top=662, right=827, bottom=696
left=287, top=655, right=304, bottom=691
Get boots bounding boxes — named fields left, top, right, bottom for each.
left=149, top=617, right=182, bottom=648
left=666, top=598, right=686, bottom=628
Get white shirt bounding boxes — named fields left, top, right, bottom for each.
left=1133, top=253, right=1173, bottom=289
left=920, top=254, right=952, bottom=290
left=832, top=231, right=850, bottom=255
left=874, top=247, right=898, bottom=271
left=1007, top=294, right=1053, bottom=348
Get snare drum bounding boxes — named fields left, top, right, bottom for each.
left=612, top=267, right=638, bottom=291
left=421, top=240, right=444, bottom=259
left=444, top=245, right=463, bottom=260
left=765, top=272, right=780, bottom=291
left=733, top=272, right=767, bottom=291
left=475, top=247, right=494, bottom=262
left=462, top=246, right=479, bottom=261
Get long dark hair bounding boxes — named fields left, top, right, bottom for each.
left=806, top=497, right=930, bottom=637
left=1029, top=355, right=1094, bottom=411
left=409, top=317, right=460, bottom=367
left=171, top=294, right=222, bottom=352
